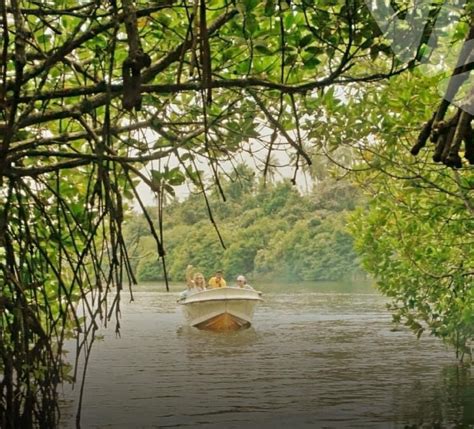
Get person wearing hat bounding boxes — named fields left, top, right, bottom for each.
left=208, top=270, right=227, bottom=289
left=236, top=275, right=253, bottom=290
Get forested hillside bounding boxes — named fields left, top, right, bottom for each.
left=124, top=166, right=365, bottom=283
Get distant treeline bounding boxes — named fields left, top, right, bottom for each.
left=124, top=165, right=366, bottom=283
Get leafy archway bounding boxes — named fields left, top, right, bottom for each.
left=1, top=1, right=473, bottom=427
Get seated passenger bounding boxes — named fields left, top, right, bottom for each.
left=208, top=270, right=227, bottom=288
left=181, top=265, right=206, bottom=298
left=190, top=272, right=206, bottom=291
left=236, top=275, right=254, bottom=290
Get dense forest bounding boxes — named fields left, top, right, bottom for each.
left=124, top=167, right=365, bottom=283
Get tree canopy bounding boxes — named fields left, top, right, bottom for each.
left=1, top=1, right=474, bottom=428
left=344, top=69, right=474, bottom=361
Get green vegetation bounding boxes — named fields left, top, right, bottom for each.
left=2, top=0, right=474, bottom=427
left=344, top=71, right=473, bottom=360
left=125, top=166, right=364, bottom=283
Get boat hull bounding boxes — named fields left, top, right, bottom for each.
left=179, top=287, right=262, bottom=331
left=195, top=312, right=250, bottom=331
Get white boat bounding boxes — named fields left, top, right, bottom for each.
left=178, top=287, right=263, bottom=331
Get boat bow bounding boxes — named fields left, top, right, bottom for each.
left=178, top=287, right=263, bottom=330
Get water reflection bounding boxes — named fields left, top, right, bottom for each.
left=60, top=282, right=474, bottom=428
left=177, top=326, right=261, bottom=359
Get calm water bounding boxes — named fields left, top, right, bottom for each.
left=60, top=282, right=473, bottom=428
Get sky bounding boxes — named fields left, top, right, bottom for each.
left=134, top=129, right=313, bottom=209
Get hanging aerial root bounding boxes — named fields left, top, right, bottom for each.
left=412, top=20, right=474, bottom=168
left=464, top=122, right=474, bottom=163
left=446, top=110, right=471, bottom=167
left=412, top=107, right=474, bottom=167
left=410, top=113, right=434, bottom=156
left=200, top=0, right=212, bottom=104
left=122, top=0, right=151, bottom=111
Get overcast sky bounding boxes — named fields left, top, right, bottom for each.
left=133, top=126, right=312, bottom=210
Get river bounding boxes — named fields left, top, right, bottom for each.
left=60, top=281, right=473, bottom=428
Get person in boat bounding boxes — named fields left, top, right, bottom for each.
left=236, top=275, right=254, bottom=290
left=180, top=266, right=206, bottom=299
left=190, top=272, right=206, bottom=291
left=208, top=270, right=227, bottom=288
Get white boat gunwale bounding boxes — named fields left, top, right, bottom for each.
left=178, top=291, right=263, bottom=305
left=178, top=286, right=263, bottom=304
left=181, top=296, right=262, bottom=305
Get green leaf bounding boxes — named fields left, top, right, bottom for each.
left=302, top=56, right=321, bottom=69
left=283, top=54, right=297, bottom=66
left=254, top=43, right=274, bottom=55
left=163, top=184, right=175, bottom=196
left=167, top=168, right=186, bottom=186
left=151, top=169, right=162, bottom=182
left=299, top=34, right=314, bottom=48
